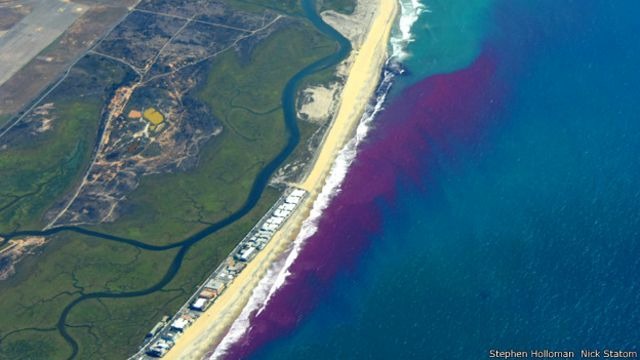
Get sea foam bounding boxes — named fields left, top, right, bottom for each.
left=209, top=2, right=418, bottom=358
left=210, top=67, right=395, bottom=360
left=391, top=0, right=426, bottom=60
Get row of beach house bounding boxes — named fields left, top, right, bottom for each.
left=139, top=188, right=307, bottom=358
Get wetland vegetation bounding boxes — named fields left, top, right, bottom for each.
left=0, top=0, right=355, bottom=358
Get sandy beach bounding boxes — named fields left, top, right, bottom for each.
left=163, top=1, right=398, bottom=358
left=297, top=0, right=397, bottom=194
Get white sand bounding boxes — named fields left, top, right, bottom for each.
left=162, top=0, right=398, bottom=358
left=298, top=84, right=339, bottom=123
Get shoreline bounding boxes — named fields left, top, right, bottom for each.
left=297, top=0, right=397, bottom=194
left=162, top=1, right=399, bottom=358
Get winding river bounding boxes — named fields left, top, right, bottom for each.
left=0, top=1, right=351, bottom=358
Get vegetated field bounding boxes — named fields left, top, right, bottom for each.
left=65, top=188, right=280, bottom=359
left=0, top=115, right=9, bottom=129
left=90, top=20, right=336, bottom=245
left=0, top=100, right=100, bottom=231
left=0, top=189, right=278, bottom=359
left=226, top=0, right=356, bottom=16
left=0, top=0, right=344, bottom=358
left=0, top=55, right=133, bottom=233
left=224, top=0, right=302, bottom=15
left=46, top=0, right=285, bottom=228
left=319, top=0, right=357, bottom=14
left=0, top=233, right=179, bottom=359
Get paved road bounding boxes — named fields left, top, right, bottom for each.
left=0, top=0, right=87, bottom=86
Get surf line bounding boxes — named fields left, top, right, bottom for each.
left=210, top=0, right=425, bottom=356
left=211, top=59, right=400, bottom=360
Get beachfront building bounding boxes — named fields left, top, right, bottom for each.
left=205, top=279, right=226, bottom=293
left=226, top=261, right=246, bottom=275
left=200, top=288, right=217, bottom=299
left=136, top=188, right=309, bottom=358
left=190, top=298, right=208, bottom=311
left=147, top=339, right=173, bottom=357
left=261, top=222, right=278, bottom=232
left=285, top=190, right=305, bottom=204
left=269, top=216, right=285, bottom=225
left=235, top=246, right=257, bottom=262
left=290, top=189, right=306, bottom=198
left=161, top=331, right=179, bottom=344
left=282, top=203, right=296, bottom=211
left=190, top=278, right=227, bottom=312
left=274, top=208, right=291, bottom=218
left=170, top=315, right=193, bottom=332
left=217, top=271, right=235, bottom=282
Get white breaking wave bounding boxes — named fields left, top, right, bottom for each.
left=391, top=0, right=426, bottom=60
left=210, top=68, right=396, bottom=360
left=209, top=70, right=395, bottom=359
left=210, top=2, right=419, bottom=358
left=205, top=255, right=288, bottom=360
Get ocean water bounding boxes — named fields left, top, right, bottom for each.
left=216, top=0, right=640, bottom=358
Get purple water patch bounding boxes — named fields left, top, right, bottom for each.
left=222, top=50, right=510, bottom=359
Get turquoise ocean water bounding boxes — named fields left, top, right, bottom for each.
left=219, top=1, right=640, bottom=358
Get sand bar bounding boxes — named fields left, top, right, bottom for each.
left=162, top=1, right=398, bottom=358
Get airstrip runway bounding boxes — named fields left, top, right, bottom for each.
left=0, top=0, right=87, bottom=86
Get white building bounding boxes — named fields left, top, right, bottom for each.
left=285, top=195, right=301, bottom=204
left=269, top=216, right=284, bottom=225
left=170, top=318, right=189, bottom=332
left=291, top=189, right=306, bottom=197
left=191, top=298, right=207, bottom=311
left=274, top=209, right=291, bottom=218
left=261, top=223, right=278, bottom=232
left=235, top=247, right=257, bottom=262
left=282, top=203, right=296, bottom=211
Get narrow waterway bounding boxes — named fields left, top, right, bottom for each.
left=0, top=1, right=351, bottom=358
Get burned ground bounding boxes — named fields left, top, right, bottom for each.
left=94, top=10, right=187, bottom=71
left=0, top=0, right=345, bottom=358
left=40, top=1, right=287, bottom=228
left=137, top=0, right=278, bottom=30
left=47, top=62, right=222, bottom=226
left=147, top=22, right=247, bottom=77
left=195, top=2, right=278, bottom=30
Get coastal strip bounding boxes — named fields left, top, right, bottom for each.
left=148, top=1, right=399, bottom=359
left=298, top=0, right=398, bottom=195
left=132, top=188, right=309, bottom=359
